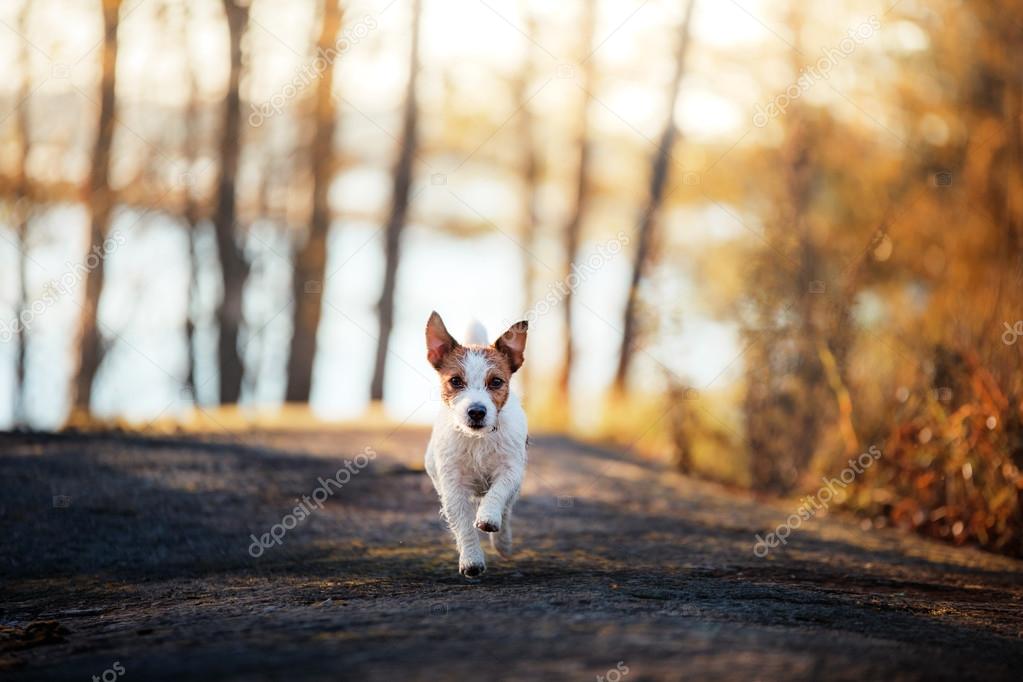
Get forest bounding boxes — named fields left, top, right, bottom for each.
left=1, top=0, right=1022, bottom=560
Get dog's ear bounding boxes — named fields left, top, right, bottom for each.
left=426, top=311, right=459, bottom=369
left=494, top=320, right=528, bottom=373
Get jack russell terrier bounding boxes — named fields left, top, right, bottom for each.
left=423, top=311, right=528, bottom=579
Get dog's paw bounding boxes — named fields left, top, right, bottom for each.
left=475, top=510, right=501, bottom=533
left=475, top=518, right=500, bottom=533
left=459, top=562, right=486, bottom=579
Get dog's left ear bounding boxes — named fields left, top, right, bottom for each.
left=494, top=321, right=528, bottom=373
left=426, top=311, right=459, bottom=369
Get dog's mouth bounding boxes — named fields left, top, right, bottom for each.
left=462, top=419, right=498, bottom=433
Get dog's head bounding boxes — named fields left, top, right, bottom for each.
left=425, top=311, right=527, bottom=436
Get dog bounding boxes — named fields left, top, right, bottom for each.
left=423, top=311, right=528, bottom=579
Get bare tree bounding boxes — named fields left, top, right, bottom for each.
left=369, top=0, right=422, bottom=402
left=515, top=3, right=541, bottom=392
left=558, top=0, right=597, bottom=398
left=70, top=0, right=123, bottom=418
left=180, top=2, right=203, bottom=401
left=213, top=0, right=251, bottom=404
left=613, top=0, right=696, bottom=392
left=11, top=0, right=33, bottom=425
left=286, top=0, right=342, bottom=403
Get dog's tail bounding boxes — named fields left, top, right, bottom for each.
left=464, top=319, right=489, bottom=345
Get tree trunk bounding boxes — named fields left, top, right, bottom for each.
left=743, top=5, right=831, bottom=494
left=286, top=0, right=342, bottom=403
left=369, top=0, right=422, bottom=402
left=515, top=4, right=541, bottom=393
left=213, top=0, right=250, bottom=405
left=613, top=0, right=696, bottom=392
left=70, top=0, right=122, bottom=419
left=558, top=0, right=597, bottom=398
left=184, top=221, right=200, bottom=400
left=12, top=0, right=32, bottom=426
left=789, top=6, right=830, bottom=483
left=181, top=9, right=202, bottom=402
left=14, top=210, right=30, bottom=424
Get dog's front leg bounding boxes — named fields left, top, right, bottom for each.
left=475, top=464, right=522, bottom=534
left=439, top=482, right=486, bottom=578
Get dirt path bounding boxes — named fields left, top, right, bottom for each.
left=1, top=428, right=1021, bottom=681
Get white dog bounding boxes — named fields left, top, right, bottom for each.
left=423, top=311, right=528, bottom=579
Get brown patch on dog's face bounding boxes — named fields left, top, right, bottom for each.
left=434, top=346, right=513, bottom=409
left=435, top=346, right=468, bottom=405
left=479, top=347, right=512, bottom=409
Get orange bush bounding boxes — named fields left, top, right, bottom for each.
left=844, top=356, right=1023, bottom=556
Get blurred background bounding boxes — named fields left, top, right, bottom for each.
left=1, top=0, right=1022, bottom=556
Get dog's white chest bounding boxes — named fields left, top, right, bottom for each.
left=424, top=400, right=528, bottom=504
left=460, top=445, right=503, bottom=495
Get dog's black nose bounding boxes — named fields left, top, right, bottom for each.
left=467, top=404, right=487, bottom=426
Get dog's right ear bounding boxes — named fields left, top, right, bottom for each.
left=494, top=320, right=528, bottom=373
left=426, top=311, right=459, bottom=369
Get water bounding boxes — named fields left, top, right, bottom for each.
left=0, top=201, right=741, bottom=429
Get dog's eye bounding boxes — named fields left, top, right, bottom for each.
left=488, top=377, right=504, bottom=389
left=449, top=376, right=465, bottom=389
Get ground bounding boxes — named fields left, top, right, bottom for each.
left=1, top=427, right=1021, bottom=681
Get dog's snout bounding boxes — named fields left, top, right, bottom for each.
left=467, top=403, right=487, bottom=427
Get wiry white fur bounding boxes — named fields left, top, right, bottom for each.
left=424, top=354, right=527, bottom=578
